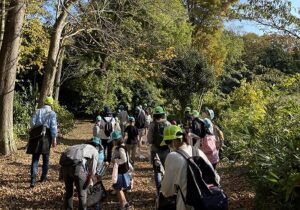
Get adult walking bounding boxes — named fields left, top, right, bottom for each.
left=135, top=105, right=146, bottom=158
left=147, top=106, right=170, bottom=193
left=59, top=138, right=100, bottom=210
left=118, top=105, right=128, bottom=135
left=100, top=106, right=116, bottom=162
left=27, top=96, right=57, bottom=188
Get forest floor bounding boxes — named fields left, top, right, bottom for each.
left=0, top=120, right=256, bottom=210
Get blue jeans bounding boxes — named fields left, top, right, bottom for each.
left=151, top=147, right=170, bottom=194
left=30, top=153, right=49, bottom=180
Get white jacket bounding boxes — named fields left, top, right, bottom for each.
left=99, top=116, right=116, bottom=140
left=161, top=144, right=213, bottom=210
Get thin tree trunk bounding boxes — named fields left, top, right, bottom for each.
left=0, top=0, right=26, bottom=155
left=0, top=0, right=6, bottom=50
left=54, top=46, right=65, bottom=100
left=38, top=0, right=76, bottom=107
left=197, top=90, right=205, bottom=112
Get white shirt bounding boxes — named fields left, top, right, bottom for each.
left=161, top=144, right=213, bottom=210
left=99, top=116, right=116, bottom=139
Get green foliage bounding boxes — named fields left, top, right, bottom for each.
left=184, top=0, right=238, bottom=75
left=52, top=101, right=75, bottom=136
left=19, top=18, right=49, bottom=73
left=214, top=77, right=300, bottom=208
left=162, top=48, right=216, bottom=114
left=13, top=91, right=35, bottom=137
left=249, top=99, right=300, bottom=209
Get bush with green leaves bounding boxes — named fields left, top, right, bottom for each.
left=52, top=101, right=75, bottom=136
left=13, top=92, right=34, bottom=137
left=248, top=99, right=300, bottom=209
left=216, top=75, right=300, bottom=209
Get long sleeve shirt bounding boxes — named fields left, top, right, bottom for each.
left=82, top=144, right=99, bottom=176
left=31, top=105, right=57, bottom=139
left=112, top=144, right=127, bottom=165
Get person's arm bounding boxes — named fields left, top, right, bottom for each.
left=114, top=148, right=127, bottom=165
left=124, top=132, right=128, bottom=142
left=84, top=147, right=99, bottom=189
left=50, top=112, right=58, bottom=147
left=30, top=110, right=38, bottom=128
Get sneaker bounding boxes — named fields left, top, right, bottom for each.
left=30, top=177, right=36, bottom=188
left=39, top=177, right=48, bottom=182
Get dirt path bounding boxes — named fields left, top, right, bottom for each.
left=0, top=120, right=255, bottom=209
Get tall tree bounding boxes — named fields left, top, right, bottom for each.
left=182, top=0, right=238, bottom=75
left=0, top=0, right=6, bottom=50
left=237, top=0, right=300, bottom=39
left=38, top=0, right=76, bottom=107
left=0, top=0, right=26, bottom=155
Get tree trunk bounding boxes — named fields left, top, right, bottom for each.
left=197, top=90, right=205, bottom=112
left=0, top=0, right=26, bottom=155
left=0, top=0, right=6, bottom=50
left=38, top=0, right=76, bottom=107
left=54, top=46, right=65, bottom=100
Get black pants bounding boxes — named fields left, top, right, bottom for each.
left=102, top=139, right=112, bottom=162
left=63, top=165, right=88, bottom=210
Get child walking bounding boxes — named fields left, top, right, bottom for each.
left=108, top=131, right=132, bottom=210
left=124, top=117, right=139, bottom=165
left=196, top=118, right=219, bottom=169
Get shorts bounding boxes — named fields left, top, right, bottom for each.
left=112, top=172, right=131, bottom=190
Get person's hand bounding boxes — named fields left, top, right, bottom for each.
left=52, top=138, right=57, bottom=148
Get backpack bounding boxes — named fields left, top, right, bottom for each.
left=192, top=118, right=205, bottom=138
left=102, top=117, right=113, bottom=137
left=135, top=111, right=146, bottom=129
left=213, top=124, right=224, bottom=149
left=176, top=147, right=228, bottom=210
left=152, top=121, right=168, bottom=148
left=59, top=144, right=85, bottom=167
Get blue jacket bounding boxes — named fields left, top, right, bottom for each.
left=31, top=105, right=57, bottom=139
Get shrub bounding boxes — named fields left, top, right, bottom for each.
left=13, top=92, right=34, bottom=137
left=52, top=101, right=75, bottom=136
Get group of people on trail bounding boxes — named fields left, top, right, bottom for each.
left=27, top=98, right=227, bottom=210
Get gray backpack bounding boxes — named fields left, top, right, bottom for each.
left=59, top=144, right=86, bottom=166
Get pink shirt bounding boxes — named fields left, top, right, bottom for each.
left=200, top=134, right=219, bottom=164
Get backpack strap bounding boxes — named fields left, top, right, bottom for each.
left=176, top=148, right=213, bottom=198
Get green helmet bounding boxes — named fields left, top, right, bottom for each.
left=153, top=106, right=165, bottom=115
left=44, top=96, right=54, bottom=106
left=160, top=125, right=183, bottom=146
left=192, top=110, right=199, bottom=118
left=185, top=107, right=191, bottom=113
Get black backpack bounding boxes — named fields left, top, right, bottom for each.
left=176, top=147, right=228, bottom=210
left=102, top=117, right=113, bottom=137
left=152, top=121, right=168, bottom=148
